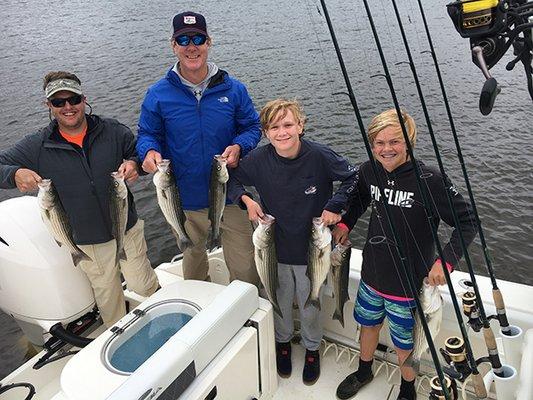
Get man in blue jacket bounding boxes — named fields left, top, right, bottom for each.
left=137, top=11, right=261, bottom=285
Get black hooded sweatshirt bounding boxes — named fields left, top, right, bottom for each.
left=343, top=159, right=477, bottom=298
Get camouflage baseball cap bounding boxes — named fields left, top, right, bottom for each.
left=45, top=78, right=83, bottom=98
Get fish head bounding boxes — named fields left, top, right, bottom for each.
left=110, top=172, right=128, bottom=199
left=420, top=279, right=443, bottom=314
left=153, top=160, right=173, bottom=188
left=213, top=155, right=229, bottom=183
left=252, top=214, right=275, bottom=249
left=37, top=179, right=56, bottom=208
left=331, top=241, right=351, bottom=266
left=311, top=217, right=332, bottom=248
left=156, top=159, right=171, bottom=174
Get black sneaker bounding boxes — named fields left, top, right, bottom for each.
left=302, top=349, right=320, bottom=385
left=276, top=341, right=292, bottom=378
left=336, top=371, right=374, bottom=399
left=396, top=392, right=417, bottom=400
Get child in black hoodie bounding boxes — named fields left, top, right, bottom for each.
left=334, top=109, right=476, bottom=400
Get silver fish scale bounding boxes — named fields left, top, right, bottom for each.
left=207, top=158, right=228, bottom=249
left=331, top=244, right=351, bottom=327
left=406, top=281, right=443, bottom=369
left=254, top=238, right=281, bottom=316
left=43, top=207, right=80, bottom=256
left=253, top=217, right=281, bottom=316
left=307, top=243, right=331, bottom=309
left=156, top=179, right=188, bottom=239
left=110, top=180, right=128, bottom=261
left=39, top=187, right=89, bottom=266
left=208, top=179, right=226, bottom=236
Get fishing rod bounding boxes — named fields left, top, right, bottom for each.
left=357, top=0, right=490, bottom=397
left=447, top=0, right=533, bottom=114
left=414, top=0, right=512, bottom=335
left=318, top=1, right=452, bottom=399
left=385, top=0, right=505, bottom=384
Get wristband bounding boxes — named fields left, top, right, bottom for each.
left=336, top=222, right=349, bottom=232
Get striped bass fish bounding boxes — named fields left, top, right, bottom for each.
left=207, top=155, right=229, bottom=251
left=331, top=241, right=351, bottom=327
left=110, top=172, right=128, bottom=262
left=305, top=217, right=332, bottom=310
left=153, top=160, right=193, bottom=252
left=405, top=279, right=443, bottom=370
left=37, top=179, right=91, bottom=266
left=252, top=214, right=282, bottom=317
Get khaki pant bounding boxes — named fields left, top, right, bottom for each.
left=78, top=219, right=159, bottom=327
left=183, top=204, right=259, bottom=287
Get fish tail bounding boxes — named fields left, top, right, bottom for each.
left=206, top=231, right=220, bottom=252
left=273, top=302, right=284, bottom=318
left=333, top=310, right=345, bottom=328
left=305, top=296, right=321, bottom=311
left=72, top=251, right=91, bottom=267
left=178, top=236, right=194, bottom=252
left=403, top=353, right=420, bottom=372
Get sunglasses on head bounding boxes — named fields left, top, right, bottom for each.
left=175, top=34, right=207, bottom=47
left=49, top=94, right=83, bottom=108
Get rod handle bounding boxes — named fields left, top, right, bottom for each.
left=492, top=289, right=505, bottom=313
left=483, top=326, right=498, bottom=351
left=472, top=371, right=488, bottom=399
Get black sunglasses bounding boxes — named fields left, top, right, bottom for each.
left=49, top=94, right=83, bottom=108
left=175, top=34, right=208, bottom=47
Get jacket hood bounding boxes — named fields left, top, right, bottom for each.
left=374, top=158, right=425, bottom=178
left=165, top=67, right=229, bottom=92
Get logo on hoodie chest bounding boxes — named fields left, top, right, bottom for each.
left=370, top=184, right=414, bottom=208
left=304, top=185, right=317, bottom=195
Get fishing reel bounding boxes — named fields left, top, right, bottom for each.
left=447, top=0, right=533, bottom=114
left=447, top=0, right=509, bottom=39
left=439, top=336, right=472, bottom=381
left=460, top=291, right=484, bottom=332
left=429, top=375, right=459, bottom=400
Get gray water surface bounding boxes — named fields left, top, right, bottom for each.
left=0, top=0, right=531, bottom=379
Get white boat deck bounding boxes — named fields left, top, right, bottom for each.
left=274, top=342, right=398, bottom=400
left=1, top=249, right=530, bottom=399
left=273, top=339, right=486, bottom=400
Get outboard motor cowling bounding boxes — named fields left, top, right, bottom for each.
left=0, top=196, right=95, bottom=345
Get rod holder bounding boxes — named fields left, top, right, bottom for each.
left=500, top=325, right=524, bottom=373
left=484, top=364, right=518, bottom=400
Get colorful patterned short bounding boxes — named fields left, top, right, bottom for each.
left=354, top=280, right=416, bottom=350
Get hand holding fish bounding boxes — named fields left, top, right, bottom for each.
left=427, top=260, right=448, bottom=286
left=142, top=149, right=163, bottom=174
left=332, top=223, right=350, bottom=245
left=220, top=144, right=241, bottom=168
left=118, top=160, right=139, bottom=183
left=14, top=168, right=42, bottom=192
left=241, top=195, right=264, bottom=222
left=320, top=209, right=341, bottom=226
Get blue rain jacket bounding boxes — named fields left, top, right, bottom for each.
left=137, top=68, right=261, bottom=210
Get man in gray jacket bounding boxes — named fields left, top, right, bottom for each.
left=0, top=71, right=159, bottom=327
